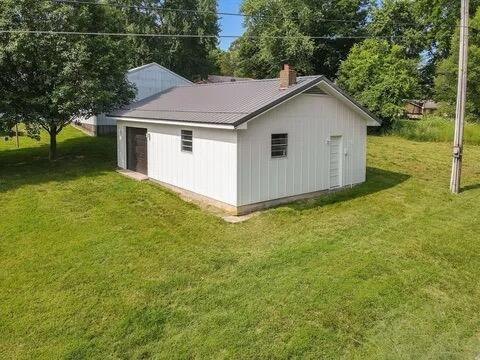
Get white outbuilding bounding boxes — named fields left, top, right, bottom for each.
left=76, top=62, right=191, bottom=135
left=108, top=65, right=381, bottom=215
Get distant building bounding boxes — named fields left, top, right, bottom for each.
left=75, top=63, right=191, bottom=135
left=196, top=75, right=253, bottom=84
left=404, top=100, right=439, bottom=119
left=422, top=100, right=439, bottom=115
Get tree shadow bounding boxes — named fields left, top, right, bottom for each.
left=282, top=167, right=411, bottom=212
left=1, top=136, right=410, bottom=213
left=0, top=135, right=117, bottom=193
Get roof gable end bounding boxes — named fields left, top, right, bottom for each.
left=128, top=62, right=192, bottom=84
left=234, top=77, right=381, bottom=127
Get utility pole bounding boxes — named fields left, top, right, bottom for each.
left=450, top=0, right=469, bottom=193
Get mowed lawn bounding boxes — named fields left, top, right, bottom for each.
left=1, top=127, right=480, bottom=359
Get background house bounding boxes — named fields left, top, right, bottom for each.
left=405, top=100, right=439, bottom=119
left=196, top=75, right=253, bottom=84
left=75, top=63, right=191, bottom=135
left=108, top=65, right=380, bottom=215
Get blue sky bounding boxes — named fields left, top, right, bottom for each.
left=218, top=0, right=244, bottom=50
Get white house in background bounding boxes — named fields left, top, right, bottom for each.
left=76, top=62, right=191, bottom=135
left=107, top=65, right=381, bottom=215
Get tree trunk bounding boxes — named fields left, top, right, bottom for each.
left=49, top=131, right=57, bottom=161
left=15, top=123, right=19, bottom=148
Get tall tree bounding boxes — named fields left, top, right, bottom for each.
left=337, top=39, right=421, bottom=126
left=0, top=0, right=136, bottom=160
left=368, top=0, right=480, bottom=94
left=231, top=0, right=370, bottom=79
left=368, top=0, right=427, bottom=58
left=434, top=7, right=480, bottom=121
left=119, top=0, right=219, bottom=79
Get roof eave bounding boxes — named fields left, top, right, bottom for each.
left=106, top=115, right=236, bottom=130
left=316, top=78, right=382, bottom=126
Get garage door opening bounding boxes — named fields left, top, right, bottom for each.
left=127, top=127, right=148, bottom=175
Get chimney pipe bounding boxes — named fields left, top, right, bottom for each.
left=280, top=64, right=297, bottom=89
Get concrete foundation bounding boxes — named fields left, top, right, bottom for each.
left=117, top=169, right=149, bottom=181
left=149, top=177, right=356, bottom=216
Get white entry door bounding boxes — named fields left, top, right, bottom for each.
left=329, top=136, right=342, bottom=189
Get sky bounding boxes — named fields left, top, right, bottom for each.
left=218, top=0, right=245, bottom=50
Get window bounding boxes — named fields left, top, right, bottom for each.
left=271, top=133, right=288, bottom=158
left=181, top=130, right=193, bottom=152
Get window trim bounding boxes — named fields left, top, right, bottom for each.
left=181, top=129, right=193, bottom=153
left=271, top=133, right=288, bottom=158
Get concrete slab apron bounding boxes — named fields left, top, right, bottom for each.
left=117, top=169, right=149, bottom=181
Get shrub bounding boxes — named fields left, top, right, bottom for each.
left=389, top=116, right=480, bottom=145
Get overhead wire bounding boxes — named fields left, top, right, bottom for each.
left=3, top=0, right=473, bottom=40
left=51, top=0, right=440, bottom=28
left=0, top=29, right=430, bottom=40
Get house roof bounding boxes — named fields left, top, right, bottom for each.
left=406, top=99, right=439, bottom=110
left=198, top=75, right=253, bottom=84
left=108, top=76, right=381, bottom=127
left=406, top=100, right=423, bottom=107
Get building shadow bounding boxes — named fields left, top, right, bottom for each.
left=461, top=183, right=480, bottom=192
left=1, top=135, right=410, bottom=211
left=283, top=167, right=411, bottom=211
left=0, top=135, right=117, bottom=193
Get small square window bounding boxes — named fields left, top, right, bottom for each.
left=271, top=133, right=288, bottom=158
left=181, top=130, right=193, bottom=152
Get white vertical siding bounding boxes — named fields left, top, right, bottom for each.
left=127, top=64, right=191, bottom=102
left=117, top=123, right=127, bottom=169
left=79, top=115, right=97, bottom=125
left=237, top=94, right=367, bottom=206
left=117, top=120, right=238, bottom=206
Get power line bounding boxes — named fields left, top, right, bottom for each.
left=0, top=29, right=423, bottom=40
left=53, top=0, right=242, bottom=17
left=51, top=0, right=445, bottom=28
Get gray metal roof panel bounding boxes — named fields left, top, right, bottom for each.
left=108, top=75, right=381, bottom=126
left=109, top=76, right=323, bottom=125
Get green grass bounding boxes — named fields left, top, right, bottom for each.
left=390, top=116, right=480, bottom=144
left=2, top=127, right=480, bottom=359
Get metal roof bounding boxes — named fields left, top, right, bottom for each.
left=206, top=75, right=253, bottom=83
left=108, top=75, right=381, bottom=127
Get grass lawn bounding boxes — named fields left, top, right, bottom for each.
left=390, top=117, right=480, bottom=145
left=1, top=127, right=480, bottom=359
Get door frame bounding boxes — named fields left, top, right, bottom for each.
left=126, top=126, right=148, bottom=175
left=329, top=135, right=343, bottom=189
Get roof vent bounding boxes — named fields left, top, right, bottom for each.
left=280, top=64, right=297, bottom=89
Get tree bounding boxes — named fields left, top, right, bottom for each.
left=434, top=7, right=480, bottom=121
left=232, top=0, right=370, bottom=79
left=368, top=0, right=480, bottom=94
left=337, top=39, right=421, bottom=126
left=0, top=0, right=136, bottom=160
left=119, top=0, right=219, bottom=80
left=208, top=47, right=242, bottom=76
left=368, top=0, right=428, bottom=58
